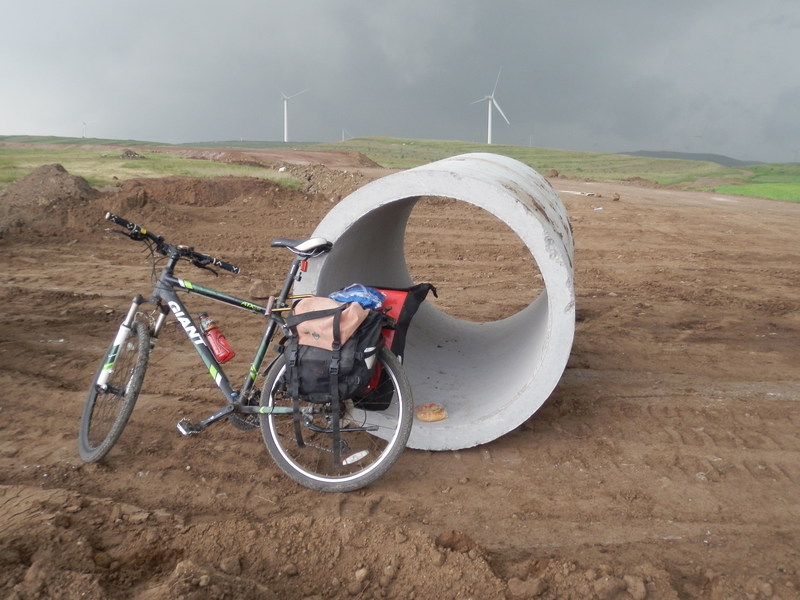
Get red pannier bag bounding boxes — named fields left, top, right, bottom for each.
left=355, top=283, right=437, bottom=411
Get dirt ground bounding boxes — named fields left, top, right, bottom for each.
left=1, top=147, right=798, bottom=599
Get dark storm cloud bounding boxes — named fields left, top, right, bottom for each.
left=1, top=0, right=798, bottom=162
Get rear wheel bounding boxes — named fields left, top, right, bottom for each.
left=259, top=347, right=413, bottom=492
left=78, top=321, right=150, bottom=462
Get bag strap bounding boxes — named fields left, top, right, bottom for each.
left=329, top=309, right=342, bottom=466
left=286, top=304, right=347, bottom=329
left=292, top=395, right=305, bottom=448
left=285, top=304, right=344, bottom=465
left=284, top=339, right=305, bottom=447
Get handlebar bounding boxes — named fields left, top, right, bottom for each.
left=105, top=212, right=162, bottom=243
left=104, top=212, right=240, bottom=274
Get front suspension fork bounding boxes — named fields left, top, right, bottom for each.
left=95, top=296, right=146, bottom=391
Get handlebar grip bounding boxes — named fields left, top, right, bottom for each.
left=105, top=211, right=160, bottom=243
left=208, top=257, right=240, bottom=274
left=105, top=211, right=134, bottom=230
left=106, top=212, right=150, bottom=241
left=189, top=250, right=240, bottom=274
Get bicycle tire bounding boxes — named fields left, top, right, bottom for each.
left=78, top=321, right=150, bottom=462
left=259, top=347, right=413, bottom=492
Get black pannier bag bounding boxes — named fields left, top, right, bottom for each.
left=284, top=297, right=386, bottom=404
left=353, top=283, right=437, bottom=411
left=283, top=297, right=388, bottom=464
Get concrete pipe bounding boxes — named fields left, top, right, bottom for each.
left=295, top=152, right=575, bottom=450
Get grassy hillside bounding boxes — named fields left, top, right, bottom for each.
left=316, top=138, right=800, bottom=201
left=2, top=135, right=798, bottom=201
left=709, top=164, right=800, bottom=202
left=200, top=136, right=800, bottom=201
left=321, top=137, right=735, bottom=183
left=0, top=137, right=300, bottom=189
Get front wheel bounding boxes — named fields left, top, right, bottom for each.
left=259, top=347, right=413, bottom=493
left=78, top=321, right=150, bottom=462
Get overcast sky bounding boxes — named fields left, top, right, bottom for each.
left=2, top=0, right=798, bottom=163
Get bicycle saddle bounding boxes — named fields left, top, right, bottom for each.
left=271, top=237, right=333, bottom=257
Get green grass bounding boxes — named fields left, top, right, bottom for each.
left=0, top=135, right=167, bottom=147
left=711, top=183, right=800, bottom=202
left=695, top=163, right=800, bottom=202
left=2, top=134, right=799, bottom=202
left=745, top=163, right=800, bottom=184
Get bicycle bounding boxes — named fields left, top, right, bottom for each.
left=78, top=212, right=414, bottom=492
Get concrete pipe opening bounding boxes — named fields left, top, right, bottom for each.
left=295, top=153, right=575, bottom=450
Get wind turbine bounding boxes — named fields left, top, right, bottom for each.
left=281, top=89, right=307, bottom=143
left=471, top=69, right=510, bottom=144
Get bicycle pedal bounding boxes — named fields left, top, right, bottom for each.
left=176, top=418, right=200, bottom=436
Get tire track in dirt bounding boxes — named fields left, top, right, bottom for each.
left=0, top=486, right=70, bottom=538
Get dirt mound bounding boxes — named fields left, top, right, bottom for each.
left=1, top=163, right=99, bottom=208
left=622, top=176, right=670, bottom=189
left=0, top=166, right=341, bottom=241
left=119, top=149, right=146, bottom=160
left=109, top=168, right=368, bottom=208
left=176, top=147, right=382, bottom=170
left=0, top=163, right=100, bottom=237
left=173, top=147, right=378, bottom=201
left=170, top=148, right=382, bottom=200
left=112, top=176, right=291, bottom=208
left=283, top=163, right=372, bottom=201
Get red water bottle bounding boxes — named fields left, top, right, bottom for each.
left=199, top=312, right=235, bottom=363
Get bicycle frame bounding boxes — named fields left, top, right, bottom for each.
left=104, top=249, right=311, bottom=434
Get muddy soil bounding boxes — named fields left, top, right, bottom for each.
left=1, top=149, right=799, bottom=599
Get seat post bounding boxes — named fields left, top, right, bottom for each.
left=275, top=256, right=304, bottom=307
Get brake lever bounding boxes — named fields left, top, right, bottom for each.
left=191, top=257, right=219, bottom=276
left=106, top=227, right=149, bottom=242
